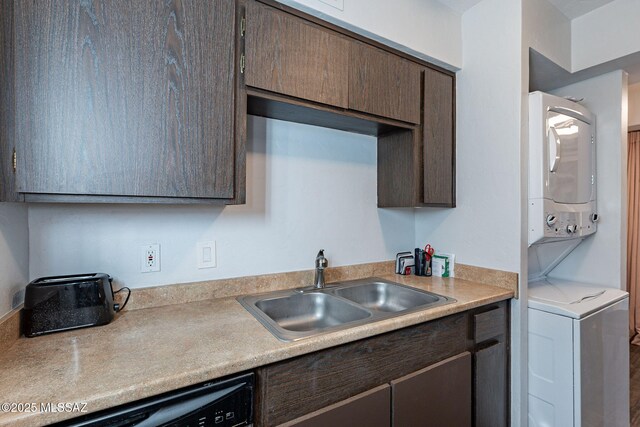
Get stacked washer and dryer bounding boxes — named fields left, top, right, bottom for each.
left=527, top=92, right=629, bottom=427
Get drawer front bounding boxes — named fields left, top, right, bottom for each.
left=474, top=305, right=506, bottom=343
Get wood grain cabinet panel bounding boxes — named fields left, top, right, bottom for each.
left=376, top=67, right=455, bottom=207
left=391, top=352, right=472, bottom=427
left=254, top=302, right=510, bottom=427
left=474, top=306, right=506, bottom=343
left=349, top=42, right=421, bottom=124
left=254, top=312, right=468, bottom=426
left=377, top=129, right=420, bottom=207
left=13, top=0, right=236, bottom=199
left=280, top=385, right=391, bottom=427
left=0, top=0, right=17, bottom=201
left=474, top=342, right=508, bottom=427
left=244, top=0, right=349, bottom=108
left=423, top=67, right=455, bottom=206
left=473, top=302, right=509, bottom=427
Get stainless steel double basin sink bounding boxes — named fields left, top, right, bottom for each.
left=238, top=278, right=455, bottom=341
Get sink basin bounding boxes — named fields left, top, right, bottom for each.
left=255, top=293, right=371, bottom=332
left=333, top=281, right=443, bottom=312
left=238, top=278, right=455, bottom=342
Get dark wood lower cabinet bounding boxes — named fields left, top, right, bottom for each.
left=254, top=313, right=468, bottom=426
left=473, top=301, right=509, bottom=427
left=254, top=301, right=509, bottom=427
left=474, top=341, right=508, bottom=427
left=281, top=384, right=391, bottom=427
left=391, top=352, right=471, bottom=427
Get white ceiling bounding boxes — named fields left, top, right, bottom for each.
left=434, top=0, right=482, bottom=14
left=436, top=0, right=616, bottom=18
left=546, top=0, right=616, bottom=19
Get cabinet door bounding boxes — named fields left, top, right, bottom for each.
left=244, top=0, right=349, bottom=108
left=280, top=384, right=391, bottom=427
left=475, top=342, right=508, bottom=427
left=423, top=67, right=455, bottom=206
left=254, top=313, right=469, bottom=426
left=14, top=0, right=236, bottom=199
left=0, top=0, right=16, bottom=201
left=349, top=42, right=421, bottom=124
left=391, top=352, right=471, bottom=427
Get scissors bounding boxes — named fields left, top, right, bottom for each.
left=424, top=244, right=435, bottom=261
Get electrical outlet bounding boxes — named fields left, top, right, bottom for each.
left=141, top=244, right=161, bottom=273
left=197, top=241, right=216, bottom=269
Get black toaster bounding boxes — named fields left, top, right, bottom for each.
left=23, top=273, right=120, bottom=337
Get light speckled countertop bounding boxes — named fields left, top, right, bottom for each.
left=0, top=274, right=512, bottom=427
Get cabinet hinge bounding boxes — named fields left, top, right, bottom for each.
left=240, top=53, right=245, bottom=74
left=240, top=16, right=246, bottom=37
left=12, top=149, right=16, bottom=172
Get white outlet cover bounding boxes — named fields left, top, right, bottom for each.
left=141, top=244, right=161, bottom=273
left=197, top=241, right=216, bottom=269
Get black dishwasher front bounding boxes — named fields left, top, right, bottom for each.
left=54, top=372, right=253, bottom=427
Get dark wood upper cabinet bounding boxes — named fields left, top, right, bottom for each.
left=377, top=67, right=456, bottom=208
left=349, top=42, right=422, bottom=124
left=244, top=0, right=349, bottom=108
left=0, top=0, right=16, bottom=202
left=423, top=67, right=455, bottom=206
left=11, top=0, right=238, bottom=201
left=2, top=0, right=455, bottom=206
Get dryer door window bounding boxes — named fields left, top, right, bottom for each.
left=546, top=111, right=594, bottom=204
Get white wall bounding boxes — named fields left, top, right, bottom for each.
left=413, top=1, right=525, bottom=422
left=277, top=0, right=462, bottom=70
left=28, top=116, right=415, bottom=288
left=549, top=71, right=628, bottom=290
left=414, top=0, right=522, bottom=274
left=630, top=82, right=640, bottom=127
left=572, top=0, right=640, bottom=71
left=523, top=0, right=571, bottom=71
left=0, top=204, right=29, bottom=317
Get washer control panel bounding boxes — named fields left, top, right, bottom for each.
left=543, top=210, right=595, bottom=237
left=529, top=199, right=597, bottom=245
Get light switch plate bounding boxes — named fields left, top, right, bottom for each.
left=197, top=241, right=216, bottom=269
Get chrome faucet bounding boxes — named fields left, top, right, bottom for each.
left=314, top=249, right=328, bottom=289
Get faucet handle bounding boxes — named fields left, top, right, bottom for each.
left=316, top=249, right=328, bottom=269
